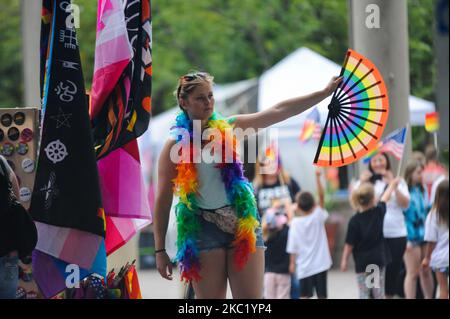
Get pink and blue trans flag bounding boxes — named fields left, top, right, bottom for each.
left=90, top=0, right=152, bottom=255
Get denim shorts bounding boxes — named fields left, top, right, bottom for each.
left=407, top=240, right=425, bottom=248
left=0, top=255, right=19, bottom=299
left=432, top=266, right=449, bottom=274
left=194, top=206, right=266, bottom=252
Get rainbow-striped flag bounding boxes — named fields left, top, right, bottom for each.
left=425, top=112, right=439, bottom=133
left=299, top=107, right=321, bottom=143
left=362, top=143, right=383, bottom=164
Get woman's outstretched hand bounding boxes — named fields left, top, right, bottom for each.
left=324, top=76, right=343, bottom=96
left=156, top=251, right=173, bottom=280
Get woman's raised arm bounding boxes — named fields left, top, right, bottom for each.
left=230, top=76, right=342, bottom=131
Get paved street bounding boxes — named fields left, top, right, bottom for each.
left=139, top=268, right=359, bottom=299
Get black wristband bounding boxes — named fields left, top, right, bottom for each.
left=155, top=248, right=166, bottom=254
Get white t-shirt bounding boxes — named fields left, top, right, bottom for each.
left=424, top=210, right=449, bottom=269
left=286, top=206, right=332, bottom=279
left=354, top=179, right=410, bottom=238
left=429, top=176, right=447, bottom=206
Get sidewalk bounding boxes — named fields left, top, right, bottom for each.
left=139, top=268, right=359, bottom=299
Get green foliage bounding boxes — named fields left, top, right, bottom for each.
left=408, top=0, right=436, bottom=101
left=151, top=0, right=349, bottom=114
left=73, top=0, right=98, bottom=87
left=0, top=0, right=22, bottom=108
left=0, top=0, right=440, bottom=121
left=412, top=126, right=429, bottom=151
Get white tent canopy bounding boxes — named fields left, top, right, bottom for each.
left=258, top=47, right=435, bottom=139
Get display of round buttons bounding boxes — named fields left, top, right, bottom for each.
left=19, top=187, right=32, bottom=202
left=14, top=111, right=26, bottom=125
left=8, top=127, right=20, bottom=141
left=16, top=142, right=29, bottom=155
left=20, top=128, right=34, bottom=142
left=1, top=142, right=14, bottom=156
left=22, top=158, right=35, bottom=173
left=1, top=113, right=12, bottom=127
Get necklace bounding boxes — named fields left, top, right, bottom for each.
left=171, top=111, right=260, bottom=282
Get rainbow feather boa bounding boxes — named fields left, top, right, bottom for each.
left=171, top=112, right=260, bottom=282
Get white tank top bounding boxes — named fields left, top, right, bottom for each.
left=195, top=160, right=230, bottom=209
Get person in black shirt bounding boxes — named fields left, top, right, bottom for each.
left=254, top=157, right=300, bottom=298
left=0, top=155, right=37, bottom=299
left=262, top=202, right=291, bottom=298
left=253, top=158, right=300, bottom=218
left=340, top=179, right=399, bottom=299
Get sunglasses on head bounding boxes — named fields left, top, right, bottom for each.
left=181, top=72, right=207, bottom=81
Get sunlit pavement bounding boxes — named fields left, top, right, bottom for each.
left=139, top=268, right=358, bottom=299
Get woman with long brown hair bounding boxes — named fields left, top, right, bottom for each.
left=423, top=179, right=449, bottom=299
left=353, top=152, right=410, bottom=298
left=403, top=161, right=434, bottom=298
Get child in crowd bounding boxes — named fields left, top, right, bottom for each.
left=340, top=179, right=399, bottom=299
left=287, top=169, right=331, bottom=299
left=422, top=179, right=449, bottom=299
left=262, top=200, right=291, bottom=299
left=402, top=161, right=434, bottom=299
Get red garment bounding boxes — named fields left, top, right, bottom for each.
left=422, top=162, right=447, bottom=198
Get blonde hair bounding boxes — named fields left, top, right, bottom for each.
left=351, top=183, right=375, bottom=211
left=173, top=71, right=214, bottom=109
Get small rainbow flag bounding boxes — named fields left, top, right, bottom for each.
left=362, top=143, right=382, bottom=164
left=425, top=112, right=439, bottom=133
left=299, top=107, right=321, bottom=143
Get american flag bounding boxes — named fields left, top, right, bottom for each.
left=379, top=126, right=407, bottom=160
left=363, top=126, right=407, bottom=163
left=299, top=107, right=321, bottom=143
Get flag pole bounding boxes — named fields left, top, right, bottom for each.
left=396, top=124, right=409, bottom=178
left=433, top=132, right=438, bottom=156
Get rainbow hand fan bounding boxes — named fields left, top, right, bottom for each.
left=314, top=49, right=389, bottom=167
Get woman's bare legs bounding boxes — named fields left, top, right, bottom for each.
left=436, top=271, right=449, bottom=299
left=227, top=248, right=265, bottom=299
left=404, top=244, right=421, bottom=299
left=419, top=245, right=434, bottom=299
left=192, top=249, right=228, bottom=299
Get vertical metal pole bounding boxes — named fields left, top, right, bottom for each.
left=350, top=0, right=412, bottom=175
left=435, top=0, right=449, bottom=151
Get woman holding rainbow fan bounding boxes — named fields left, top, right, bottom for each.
left=153, top=71, right=341, bottom=298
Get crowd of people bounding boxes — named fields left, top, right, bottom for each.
left=258, top=146, right=449, bottom=299
left=1, top=69, right=448, bottom=301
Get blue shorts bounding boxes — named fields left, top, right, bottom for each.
left=0, top=255, right=19, bottom=299
left=432, top=267, right=449, bottom=274
left=195, top=206, right=265, bottom=252
left=407, top=240, right=425, bottom=247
